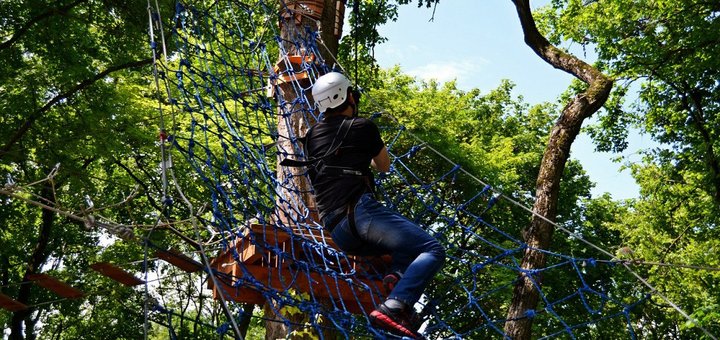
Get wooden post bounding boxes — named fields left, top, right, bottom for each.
left=266, top=1, right=345, bottom=338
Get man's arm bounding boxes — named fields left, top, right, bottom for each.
left=371, top=146, right=391, bottom=173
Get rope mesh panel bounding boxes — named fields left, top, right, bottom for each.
left=155, top=1, right=650, bottom=338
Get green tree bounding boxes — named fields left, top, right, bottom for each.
left=0, top=1, right=635, bottom=339
left=0, top=0, right=192, bottom=338
left=537, top=0, right=720, bottom=337
left=365, top=68, right=599, bottom=338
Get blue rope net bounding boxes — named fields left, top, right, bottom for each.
left=153, top=0, right=651, bottom=338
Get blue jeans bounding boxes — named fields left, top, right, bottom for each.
left=325, top=193, right=446, bottom=306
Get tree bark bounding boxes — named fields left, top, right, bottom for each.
left=10, top=183, right=56, bottom=340
left=266, top=1, right=345, bottom=338
left=504, top=1, right=613, bottom=339
left=266, top=1, right=344, bottom=338
left=319, top=0, right=344, bottom=61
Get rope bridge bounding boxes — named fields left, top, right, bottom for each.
left=148, top=0, right=656, bottom=338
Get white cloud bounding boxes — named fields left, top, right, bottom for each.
left=407, top=59, right=488, bottom=86
left=376, top=43, right=421, bottom=67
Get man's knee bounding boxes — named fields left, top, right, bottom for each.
left=430, top=241, right=446, bottom=266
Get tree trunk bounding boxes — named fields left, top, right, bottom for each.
left=503, top=1, right=613, bottom=339
left=266, top=1, right=344, bottom=338
left=10, top=183, right=56, bottom=340
left=687, top=91, right=720, bottom=205
left=237, top=303, right=255, bottom=338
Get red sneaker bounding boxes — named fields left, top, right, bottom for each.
left=370, top=302, right=421, bottom=339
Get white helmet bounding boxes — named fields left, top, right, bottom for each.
left=312, top=72, right=351, bottom=113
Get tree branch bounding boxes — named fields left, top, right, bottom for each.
left=504, top=1, right=613, bottom=339
left=687, top=91, right=720, bottom=204
left=0, top=57, right=153, bottom=159
left=0, top=0, right=89, bottom=51
left=512, top=0, right=606, bottom=84
left=113, top=158, right=163, bottom=213
left=10, top=183, right=56, bottom=340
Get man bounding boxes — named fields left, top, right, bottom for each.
left=289, top=72, right=446, bottom=338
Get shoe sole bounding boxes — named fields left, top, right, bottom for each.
left=370, top=310, right=418, bottom=338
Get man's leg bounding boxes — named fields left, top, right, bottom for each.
left=351, top=194, right=445, bottom=337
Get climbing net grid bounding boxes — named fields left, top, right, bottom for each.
left=143, top=0, right=661, bottom=338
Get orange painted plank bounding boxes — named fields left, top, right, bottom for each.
left=210, top=239, right=263, bottom=269
left=207, top=220, right=392, bottom=314
left=90, top=262, right=145, bottom=286
left=209, top=261, right=383, bottom=314
left=155, top=249, right=203, bottom=273
left=207, top=275, right=266, bottom=305
left=247, top=223, right=336, bottom=254
left=0, top=293, right=27, bottom=312
left=26, top=274, right=84, bottom=299
left=247, top=223, right=293, bottom=246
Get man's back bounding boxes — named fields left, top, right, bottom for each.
left=305, top=115, right=384, bottom=219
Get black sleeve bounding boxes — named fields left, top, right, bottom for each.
left=360, top=119, right=385, bottom=157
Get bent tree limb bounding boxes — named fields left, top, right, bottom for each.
left=0, top=57, right=153, bottom=159
left=504, top=1, right=613, bottom=339
left=0, top=0, right=89, bottom=51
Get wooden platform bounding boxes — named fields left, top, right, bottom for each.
left=208, top=222, right=391, bottom=314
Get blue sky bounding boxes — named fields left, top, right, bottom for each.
left=372, top=0, right=653, bottom=200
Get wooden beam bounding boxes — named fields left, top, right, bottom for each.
left=207, top=221, right=393, bottom=314
left=208, top=261, right=384, bottom=314
left=0, top=293, right=27, bottom=312
left=207, top=275, right=266, bottom=305
left=155, top=249, right=203, bottom=273
left=90, top=262, right=144, bottom=286
left=26, top=274, right=84, bottom=299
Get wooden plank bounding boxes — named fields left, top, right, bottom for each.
left=207, top=275, right=266, bottom=305
left=207, top=250, right=266, bottom=304
left=212, top=223, right=335, bottom=267
left=237, top=237, right=263, bottom=265
left=214, top=262, right=384, bottom=314
left=247, top=223, right=336, bottom=251
left=26, top=274, right=84, bottom=299
left=155, top=249, right=203, bottom=273
left=206, top=220, right=392, bottom=314
left=210, top=238, right=263, bottom=269
left=90, top=262, right=145, bottom=286
left=247, top=223, right=292, bottom=246
left=0, top=292, right=27, bottom=312
left=275, top=262, right=383, bottom=314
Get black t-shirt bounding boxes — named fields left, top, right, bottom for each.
left=304, top=115, right=385, bottom=220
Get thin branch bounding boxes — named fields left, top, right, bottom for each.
left=0, top=0, right=88, bottom=51
left=0, top=57, right=153, bottom=159
left=113, top=158, right=163, bottom=212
